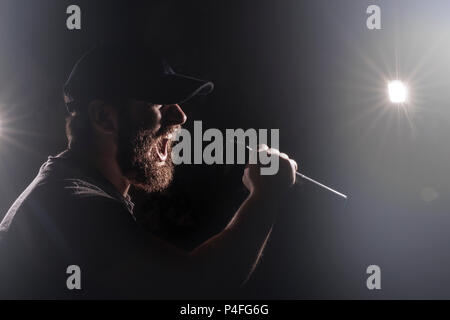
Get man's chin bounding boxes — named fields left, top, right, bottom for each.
left=128, top=163, right=174, bottom=194
left=155, top=160, right=168, bottom=167
left=131, top=178, right=173, bottom=193
left=132, top=182, right=169, bottom=194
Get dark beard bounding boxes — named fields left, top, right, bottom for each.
left=116, top=113, right=175, bottom=193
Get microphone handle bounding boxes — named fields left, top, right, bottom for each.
left=235, top=141, right=348, bottom=200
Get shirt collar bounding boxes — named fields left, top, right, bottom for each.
left=45, top=149, right=135, bottom=214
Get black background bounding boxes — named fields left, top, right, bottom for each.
left=2, top=0, right=450, bottom=299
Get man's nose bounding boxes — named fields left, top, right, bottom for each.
left=161, top=104, right=187, bottom=127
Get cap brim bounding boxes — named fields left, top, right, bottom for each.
left=134, top=73, right=214, bottom=105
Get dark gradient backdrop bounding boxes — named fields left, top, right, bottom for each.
left=1, top=0, right=450, bottom=299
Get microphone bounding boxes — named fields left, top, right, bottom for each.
left=232, top=141, right=348, bottom=200
left=294, top=171, right=348, bottom=200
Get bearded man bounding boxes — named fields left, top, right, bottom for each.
left=0, top=44, right=297, bottom=299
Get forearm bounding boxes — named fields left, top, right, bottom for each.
left=97, top=193, right=277, bottom=298
left=188, top=191, right=279, bottom=289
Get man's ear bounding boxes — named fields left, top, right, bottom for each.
left=87, top=99, right=119, bottom=135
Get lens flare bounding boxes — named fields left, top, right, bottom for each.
left=388, top=80, right=408, bottom=103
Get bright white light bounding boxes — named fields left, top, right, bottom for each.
left=388, top=80, right=408, bottom=103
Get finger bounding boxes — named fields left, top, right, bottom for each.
left=289, top=159, right=298, bottom=171
left=267, top=148, right=280, bottom=156
left=257, top=144, right=269, bottom=152
left=279, top=152, right=289, bottom=160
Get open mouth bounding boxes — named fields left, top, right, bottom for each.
left=153, top=133, right=173, bottom=163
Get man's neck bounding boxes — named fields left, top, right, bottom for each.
left=94, top=156, right=131, bottom=197
left=69, top=143, right=130, bottom=197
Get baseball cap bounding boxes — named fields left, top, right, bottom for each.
left=63, top=43, right=214, bottom=113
